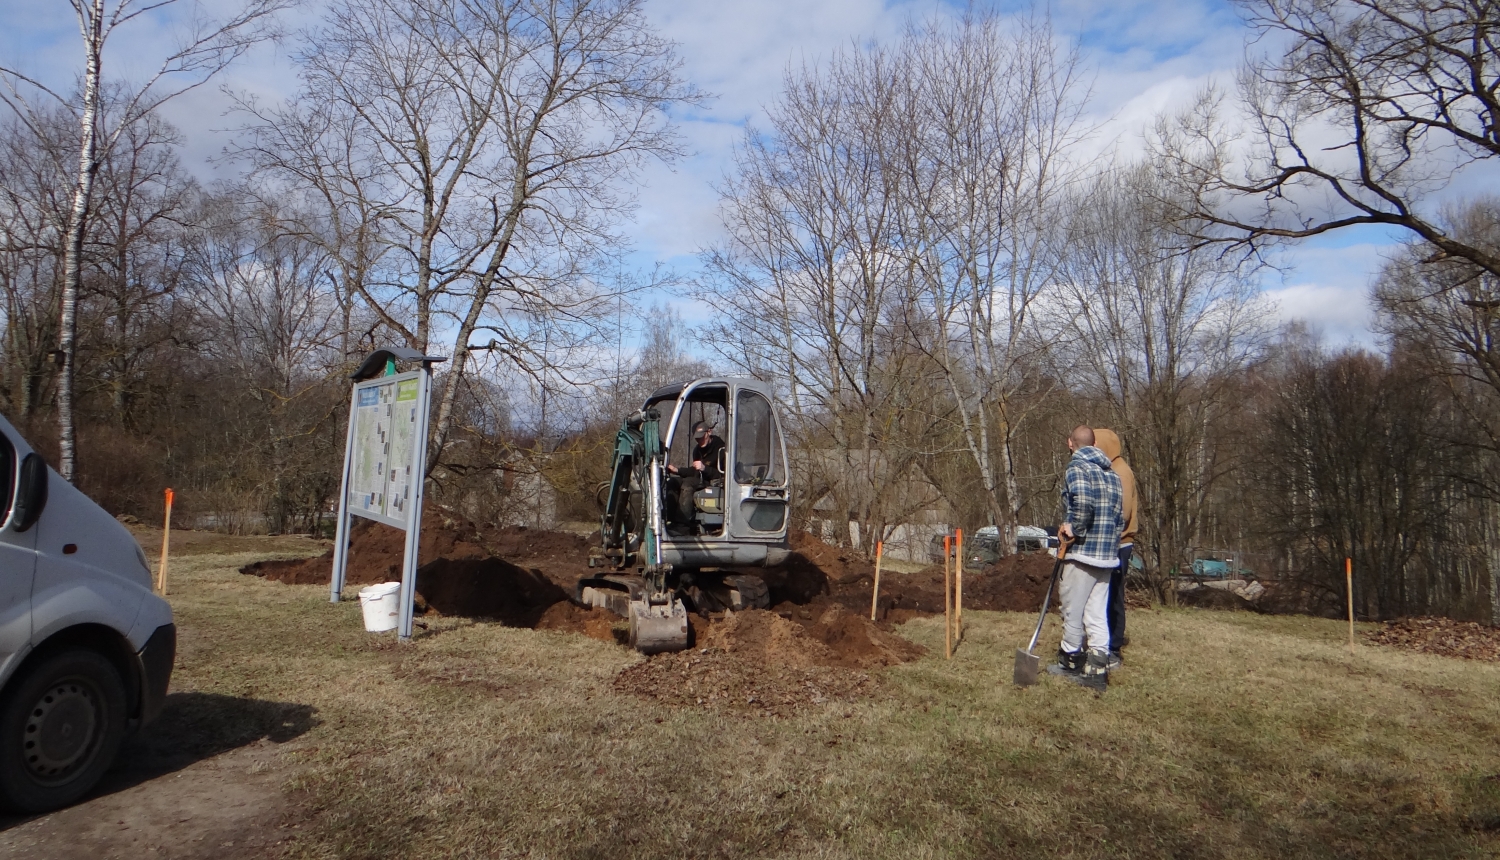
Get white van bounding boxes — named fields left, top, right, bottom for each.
left=0, top=413, right=174, bottom=813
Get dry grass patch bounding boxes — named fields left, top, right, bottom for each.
left=154, top=547, right=1500, bottom=859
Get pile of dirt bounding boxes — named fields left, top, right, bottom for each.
left=1176, top=584, right=1259, bottom=612
left=612, top=604, right=922, bottom=715
left=241, top=511, right=593, bottom=621
left=1366, top=617, right=1500, bottom=661
left=241, top=511, right=592, bottom=586
left=612, top=650, right=876, bottom=716
left=533, top=601, right=623, bottom=644
left=705, top=604, right=924, bottom=670
left=757, top=530, right=846, bottom=603
left=798, top=550, right=1060, bottom=621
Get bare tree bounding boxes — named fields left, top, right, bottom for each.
left=705, top=14, right=1089, bottom=549
left=1056, top=161, right=1272, bottom=599
left=1373, top=196, right=1500, bottom=620
left=235, top=0, right=698, bottom=474
left=83, top=114, right=197, bottom=425
left=896, top=13, right=1088, bottom=541
left=1153, top=0, right=1500, bottom=278
left=1247, top=342, right=1479, bottom=619
left=0, top=108, right=73, bottom=422
left=702, top=40, right=935, bottom=550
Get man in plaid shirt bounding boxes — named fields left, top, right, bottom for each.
left=1049, top=425, right=1125, bottom=691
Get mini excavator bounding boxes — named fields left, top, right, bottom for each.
left=577, top=378, right=793, bottom=653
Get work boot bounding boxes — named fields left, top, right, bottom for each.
left=1046, top=648, right=1084, bottom=676
left=1079, top=648, right=1110, bottom=692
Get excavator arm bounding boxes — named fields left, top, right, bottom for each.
left=585, top=409, right=689, bottom=653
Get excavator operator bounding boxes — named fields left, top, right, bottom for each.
left=666, top=421, right=724, bottom=522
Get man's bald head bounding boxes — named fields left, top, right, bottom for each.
left=1069, top=425, right=1095, bottom=450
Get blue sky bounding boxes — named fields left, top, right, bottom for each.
left=0, top=0, right=1390, bottom=348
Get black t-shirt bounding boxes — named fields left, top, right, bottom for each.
left=691, top=435, right=725, bottom=482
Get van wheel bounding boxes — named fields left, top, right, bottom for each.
left=0, top=649, right=127, bottom=813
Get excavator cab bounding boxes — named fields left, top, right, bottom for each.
left=648, top=379, right=790, bottom=547
left=581, top=378, right=793, bottom=653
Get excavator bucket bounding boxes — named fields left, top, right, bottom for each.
left=628, top=598, right=690, bottom=654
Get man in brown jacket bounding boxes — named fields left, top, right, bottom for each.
left=1093, top=429, right=1137, bottom=669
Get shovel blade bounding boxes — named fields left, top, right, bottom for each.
left=1013, top=648, right=1040, bottom=686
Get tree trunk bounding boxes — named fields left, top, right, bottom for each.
left=57, top=0, right=105, bottom=483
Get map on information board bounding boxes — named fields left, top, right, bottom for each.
left=347, top=370, right=426, bottom=529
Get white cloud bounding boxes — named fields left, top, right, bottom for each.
left=1260, top=236, right=1399, bottom=348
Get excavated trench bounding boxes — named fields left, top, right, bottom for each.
left=243, top=514, right=1062, bottom=712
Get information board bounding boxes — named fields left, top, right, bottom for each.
left=329, top=348, right=443, bottom=642
left=347, top=371, right=425, bottom=529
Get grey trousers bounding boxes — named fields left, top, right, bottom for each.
left=1059, top=560, right=1112, bottom=654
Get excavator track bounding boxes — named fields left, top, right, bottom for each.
left=721, top=574, right=771, bottom=611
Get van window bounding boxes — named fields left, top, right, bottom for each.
left=734, top=391, right=783, bottom=485
left=0, top=432, right=12, bottom=519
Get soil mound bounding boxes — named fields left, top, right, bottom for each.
left=702, top=604, right=925, bottom=670
left=757, top=530, right=841, bottom=603
left=615, top=601, right=924, bottom=715
left=799, top=603, right=926, bottom=667
left=242, top=511, right=591, bottom=587
left=533, top=601, right=623, bottom=644
left=1366, top=616, right=1500, bottom=661
left=813, top=550, right=1060, bottom=620
left=702, top=609, right=840, bottom=667
left=1177, top=585, right=1258, bottom=612
left=241, top=510, right=592, bottom=622
left=612, top=651, right=875, bottom=716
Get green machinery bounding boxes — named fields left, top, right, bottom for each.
left=577, top=378, right=792, bottom=654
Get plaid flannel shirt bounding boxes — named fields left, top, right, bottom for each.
left=1061, top=445, right=1124, bottom=568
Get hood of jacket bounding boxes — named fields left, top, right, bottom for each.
left=1094, top=428, right=1122, bottom=462
left=1071, top=445, right=1112, bottom=471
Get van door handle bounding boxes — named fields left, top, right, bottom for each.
left=63, top=543, right=77, bottom=554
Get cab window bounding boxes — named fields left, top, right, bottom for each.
left=733, top=391, right=783, bottom=485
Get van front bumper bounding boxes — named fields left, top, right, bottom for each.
left=137, top=623, right=175, bottom=725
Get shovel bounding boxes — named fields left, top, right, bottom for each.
left=1013, top=538, right=1069, bottom=686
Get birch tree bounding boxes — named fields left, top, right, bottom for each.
left=0, top=0, right=287, bottom=481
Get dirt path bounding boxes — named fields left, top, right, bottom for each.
left=0, top=736, right=302, bottom=859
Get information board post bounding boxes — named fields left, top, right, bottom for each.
left=329, top=383, right=361, bottom=603
left=329, top=348, right=446, bottom=641
left=395, top=367, right=433, bottom=639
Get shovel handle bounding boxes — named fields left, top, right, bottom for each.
left=1025, top=539, right=1069, bottom=653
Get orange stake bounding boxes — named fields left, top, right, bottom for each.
left=158, top=488, right=174, bottom=596
left=870, top=541, right=884, bottom=621
left=944, top=534, right=952, bottom=659
left=1346, top=557, right=1355, bottom=651
left=955, top=528, right=964, bottom=643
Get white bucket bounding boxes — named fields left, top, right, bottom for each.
left=358, top=581, right=402, bottom=632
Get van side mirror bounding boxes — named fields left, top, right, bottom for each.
left=11, top=453, right=48, bottom=532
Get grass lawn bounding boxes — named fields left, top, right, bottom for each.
left=161, top=546, right=1500, bottom=859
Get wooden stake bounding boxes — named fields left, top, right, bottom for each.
left=944, top=534, right=952, bottom=660
left=955, top=528, right=964, bottom=642
left=158, top=488, right=174, bottom=596
left=1346, top=556, right=1355, bottom=651
left=870, top=540, right=884, bottom=621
